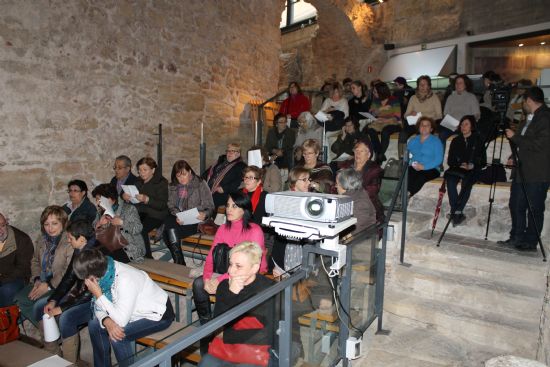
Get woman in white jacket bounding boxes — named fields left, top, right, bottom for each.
left=74, top=249, right=174, bottom=367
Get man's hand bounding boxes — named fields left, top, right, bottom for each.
left=136, top=194, right=148, bottom=203
left=103, top=318, right=125, bottom=342
left=85, top=277, right=103, bottom=299
left=505, top=129, right=515, bottom=139
left=204, top=278, right=219, bottom=295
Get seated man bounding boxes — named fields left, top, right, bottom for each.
left=0, top=213, right=34, bottom=307
left=265, top=113, right=296, bottom=169
left=110, top=155, right=138, bottom=196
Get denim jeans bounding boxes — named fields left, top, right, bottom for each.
left=446, top=171, right=479, bottom=213
left=0, top=278, right=25, bottom=307
left=509, top=182, right=549, bottom=244
left=35, top=298, right=92, bottom=338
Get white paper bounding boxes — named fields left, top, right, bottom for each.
left=247, top=149, right=262, bottom=168
left=214, top=212, right=226, bottom=226
left=406, top=112, right=422, bottom=126
left=176, top=208, right=201, bottom=225
left=99, top=196, right=115, bottom=218
left=359, top=112, right=377, bottom=121
left=440, top=114, right=460, bottom=130
left=28, top=355, right=72, bottom=367
left=332, top=152, right=353, bottom=162
left=121, top=185, right=140, bottom=204
left=315, top=111, right=330, bottom=123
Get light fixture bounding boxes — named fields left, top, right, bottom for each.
left=541, top=41, right=546, bottom=45
left=518, top=43, right=524, bottom=47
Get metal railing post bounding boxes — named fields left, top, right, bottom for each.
left=376, top=226, right=388, bottom=333
left=278, top=285, right=293, bottom=367
left=400, top=146, right=409, bottom=264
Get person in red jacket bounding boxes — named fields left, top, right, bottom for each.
left=279, top=82, right=311, bottom=128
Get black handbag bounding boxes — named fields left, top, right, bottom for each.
left=445, top=167, right=468, bottom=180
left=212, top=242, right=230, bottom=274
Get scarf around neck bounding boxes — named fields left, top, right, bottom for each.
left=415, top=90, right=433, bottom=103
left=97, top=256, right=116, bottom=302
left=40, top=233, right=62, bottom=282
left=243, top=184, right=263, bottom=213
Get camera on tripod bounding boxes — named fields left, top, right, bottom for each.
left=489, top=81, right=512, bottom=115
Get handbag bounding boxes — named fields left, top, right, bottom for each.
left=212, top=242, right=230, bottom=274
left=208, top=336, right=270, bottom=366
left=95, top=224, right=128, bottom=252
left=198, top=219, right=218, bottom=236
left=444, top=166, right=468, bottom=180
left=0, top=305, right=20, bottom=345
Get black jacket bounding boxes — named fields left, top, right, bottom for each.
left=110, top=172, right=139, bottom=196
left=447, top=132, right=486, bottom=170
left=349, top=95, right=372, bottom=123
left=62, top=197, right=97, bottom=224
left=135, top=173, right=169, bottom=220
left=202, top=156, right=246, bottom=209
left=0, top=226, right=34, bottom=283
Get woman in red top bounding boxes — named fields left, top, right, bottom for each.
left=279, top=82, right=311, bottom=128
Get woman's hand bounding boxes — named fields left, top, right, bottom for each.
left=176, top=217, right=184, bottom=225
left=204, top=278, right=219, bottom=295
left=85, top=277, right=103, bottom=299
left=29, top=281, right=49, bottom=300
left=228, top=275, right=247, bottom=295
left=97, top=215, right=111, bottom=227
left=103, top=318, right=125, bottom=342
left=111, top=216, right=123, bottom=226
left=122, top=193, right=132, bottom=202
left=43, top=300, right=62, bottom=317
left=412, top=162, right=425, bottom=171
left=410, top=111, right=417, bottom=116
left=197, top=211, right=206, bottom=221
left=136, top=194, right=148, bottom=203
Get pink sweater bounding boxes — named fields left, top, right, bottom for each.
left=203, top=219, right=266, bottom=282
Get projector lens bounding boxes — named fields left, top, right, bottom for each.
left=306, top=198, right=323, bottom=217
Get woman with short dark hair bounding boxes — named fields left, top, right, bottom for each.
left=297, top=139, right=333, bottom=193
left=74, top=248, right=173, bottom=367
left=279, top=81, right=311, bottom=128
left=62, top=179, right=97, bottom=223
left=241, top=165, right=267, bottom=225
left=335, top=168, right=376, bottom=235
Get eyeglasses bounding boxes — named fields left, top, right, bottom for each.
left=226, top=150, right=239, bottom=154
left=67, top=189, right=82, bottom=193
left=243, top=176, right=259, bottom=181
left=297, top=177, right=312, bottom=182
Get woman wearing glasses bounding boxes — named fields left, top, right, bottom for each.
left=62, top=179, right=97, bottom=223
left=203, top=143, right=247, bottom=211
left=297, top=139, right=333, bottom=193
left=163, top=160, right=214, bottom=265
left=241, top=165, right=267, bottom=225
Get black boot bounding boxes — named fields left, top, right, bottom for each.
left=163, top=228, right=185, bottom=265
left=196, top=297, right=213, bottom=355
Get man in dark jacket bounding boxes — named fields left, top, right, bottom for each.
left=110, top=155, right=138, bottom=195
left=500, top=87, right=550, bottom=251
left=0, top=213, right=34, bottom=307
left=265, top=113, right=296, bottom=169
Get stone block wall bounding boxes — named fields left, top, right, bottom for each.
left=0, top=0, right=284, bottom=235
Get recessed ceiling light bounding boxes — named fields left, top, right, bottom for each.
left=541, top=42, right=546, bottom=45
left=518, top=43, right=524, bottom=47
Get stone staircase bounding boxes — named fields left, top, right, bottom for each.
left=361, top=228, right=548, bottom=367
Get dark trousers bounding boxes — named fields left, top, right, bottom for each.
left=509, top=182, right=549, bottom=245
left=408, top=168, right=440, bottom=197
left=164, top=215, right=198, bottom=241
left=367, top=125, right=402, bottom=156
left=139, top=213, right=164, bottom=258
left=0, top=278, right=25, bottom=307
left=446, top=171, right=479, bottom=213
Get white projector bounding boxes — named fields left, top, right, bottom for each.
left=264, top=191, right=353, bottom=223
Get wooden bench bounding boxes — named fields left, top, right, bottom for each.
left=180, top=233, right=215, bottom=260
left=298, top=311, right=340, bottom=363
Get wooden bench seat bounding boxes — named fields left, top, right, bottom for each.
left=298, top=311, right=340, bottom=363
left=136, top=321, right=201, bottom=363
left=181, top=233, right=215, bottom=260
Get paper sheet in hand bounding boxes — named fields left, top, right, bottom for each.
left=314, top=111, right=330, bottom=123
left=121, top=185, right=140, bottom=204
left=28, top=355, right=72, bottom=367
left=359, top=112, right=377, bottom=121
left=99, top=196, right=115, bottom=218
left=176, top=208, right=201, bottom=225
left=406, top=112, right=422, bottom=126
left=247, top=149, right=262, bottom=168
left=440, top=114, right=460, bottom=130
left=333, top=152, right=353, bottom=162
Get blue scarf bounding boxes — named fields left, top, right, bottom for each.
left=95, top=256, right=116, bottom=303
left=40, top=233, right=62, bottom=282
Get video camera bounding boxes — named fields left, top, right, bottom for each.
left=489, top=81, right=512, bottom=115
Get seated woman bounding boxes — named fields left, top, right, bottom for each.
left=14, top=206, right=73, bottom=328
left=242, top=165, right=267, bottom=225
left=364, top=81, right=402, bottom=163
left=92, top=183, right=146, bottom=263
left=440, top=74, right=481, bottom=147
left=297, top=139, right=333, bottom=193
left=331, top=117, right=363, bottom=160
left=320, top=82, right=349, bottom=119
left=445, top=116, right=486, bottom=226
left=164, top=160, right=214, bottom=265
left=73, top=248, right=174, bottom=367
left=402, top=75, right=443, bottom=157
left=203, top=143, right=247, bottom=209
left=407, top=117, right=444, bottom=197
left=192, top=191, right=266, bottom=354
left=335, top=168, right=377, bottom=235
left=123, top=157, right=168, bottom=259
left=278, top=81, right=311, bottom=128
left=348, top=80, right=371, bottom=123
left=39, top=220, right=96, bottom=361
left=265, top=114, right=296, bottom=169
left=294, top=111, right=323, bottom=163
left=257, top=147, right=282, bottom=193
left=62, top=179, right=97, bottom=223
left=199, top=242, right=275, bottom=367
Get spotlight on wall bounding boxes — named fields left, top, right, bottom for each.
left=518, top=43, right=524, bottom=47
left=541, top=41, right=546, bottom=45
left=364, top=0, right=387, bottom=5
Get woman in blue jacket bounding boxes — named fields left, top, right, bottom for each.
left=407, top=117, right=443, bottom=196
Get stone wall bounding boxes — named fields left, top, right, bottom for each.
left=0, top=0, right=284, bottom=235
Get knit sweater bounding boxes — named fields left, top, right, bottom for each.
left=407, top=134, right=444, bottom=171
left=405, top=94, right=442, bottom=120
left=203, top=219, right=266, bottom=282
left=444, top=91, right=480, bottom=120
left=321, top=97, right=349, bottom=118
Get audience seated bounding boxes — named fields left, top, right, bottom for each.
left=331, top=117, right=363, bottom=160
left=39, top=220, right=96, bottom=361
left=242, top=166, right=267, bottom=225
left=440, top=74, right=481, bottom=148
left=364, top=81, right=402, bottom=163
left=335, top=168, right=376, bottom=235
left=192, top=191, right=266, bottom=355
left=110, top=155, right=138, bottom=196
left=256, top=147, right=282, bottom=193
left=92, top=183, right=146, bottom=263
left=265, top=114, right=296, bottom=169
left=74, top=248, right=174, bottom=367
left=203, top=143, right=247, bottom=210
left=407, top=117, right=444, bottom=197
left=0, top=213, right=33, bottom=307
left=198, top=242, right=275, bottom=367
left=62, top=179, right=97, bottom=224
left=164, top=160, right=214, bottom=265
left=392, top=76, right=414, bottom=118
left=445, top=116, right=486, bottom=226
left=122, top=157, right=168, bottom=259
left=348, top=80, right=371, bottom=122
left=14, top=206, right=73, bottom=327
left=297, top=139, right=334, bottom=193
left=294, top=111, right=323, bottom=163
left=278, top=82, right=311, bottom=128
left=320, top=82, right=349, bottom=118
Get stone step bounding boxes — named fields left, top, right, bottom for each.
left=388, top=262, right=544, bottom=323
left=384, top=289, right=539, bottom=355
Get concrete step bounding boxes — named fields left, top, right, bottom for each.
left=384, top=289, right=539, bottom=355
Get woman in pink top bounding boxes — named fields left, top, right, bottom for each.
left=192, top=191, right=266, bottom=355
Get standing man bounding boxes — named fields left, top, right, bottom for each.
left=110, top=155, right=138, bottom=195
left=500, top=87, right=550, bottom=251
left=0, top=213, right=34, bottom=307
